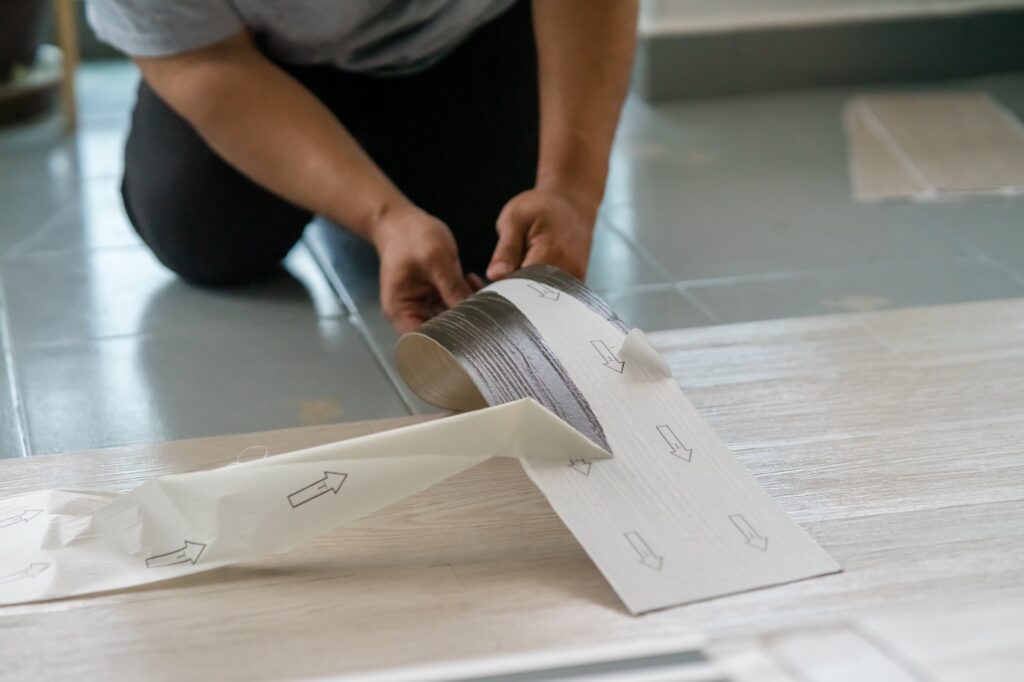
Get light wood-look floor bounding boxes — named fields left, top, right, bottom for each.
left=2, top=299, right=1023, bottom=681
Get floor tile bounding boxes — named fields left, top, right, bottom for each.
left=73, top=122, right=128, bottom=179
left=0, top=134, right=79, bottom=257
left=987, top=249, right=1024, bottom=285
left=0, top=112, right=73, bottom=158
left=18, top=317, right=409, bottom=455
left=920, top=199, right=1024, bottom=258
left=305, top=221, right=380, bottom=306
left=3, top=242, right=343, bottom=347
left=604, top=156, right=972, bottom=281
left=596, top=285, right=714, bottom=331
left=0, top=354, right=27, bottom=458
left=584, top=215, right=671, bottom=290
left=5, top=175, right=140, bottom=257
left=684, top=258, right=1024, bottom=324
left=304, top=222, right=434, bottom=414
left=606, top=91, right=836, bottom=209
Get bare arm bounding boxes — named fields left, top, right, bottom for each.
left=134, top=32, right=473, bottom=331
left=488, top=0, right=638, bottom=281
left=135, top=32, right=407, bottom=242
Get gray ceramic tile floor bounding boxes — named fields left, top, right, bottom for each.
left=683, top=258, right=1023, bottom=323
left=1, top=60, right=1023, bottom=457
left=0, top=62, right=408, bottom=456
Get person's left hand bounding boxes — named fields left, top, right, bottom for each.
left=486, top=187, right=598, bottom=281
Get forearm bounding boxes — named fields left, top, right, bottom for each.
left=134, top=32, right=410, bottom=245
left=531, top=0, right=637, bottom=206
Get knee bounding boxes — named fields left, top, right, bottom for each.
left=151, top=238, right=293, bottom=288
left=123, top=181, right=308, bottom=286
left=121, top=85, right=311, bottom=286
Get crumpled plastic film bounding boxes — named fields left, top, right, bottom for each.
left=0, top=399, right=609, bottom=606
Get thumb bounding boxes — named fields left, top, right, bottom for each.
left=431, top=259, right=473, bottom=310
left=488, top=201, right=530, bottom=280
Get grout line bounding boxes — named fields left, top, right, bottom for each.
left=595, top=211, right=676, bottom=282
left=674, top=254, right=989, bottom=291
left=0, top=275, right=33, bottom=457
left=592, top=282, right=680, bottom=297
left=978, top=251, right=1024, bottom=288
left=589, top=281, right=721, bottom=325
left=673, top=284, right=724, bottom=325
left=2, top=241, right=142, bottom=264
left=923, top=219, right=1024, bottom=288
left=301, top=236, right=420, bottom=416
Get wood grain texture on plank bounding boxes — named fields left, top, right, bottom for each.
left=2, top=299, right=1023, bottom=681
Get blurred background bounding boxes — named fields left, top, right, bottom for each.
left=1, top=0, right=1022, bottom=457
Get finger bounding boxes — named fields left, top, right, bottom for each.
left=467, top=273, right=485, bottom=291
left=523, top=241, right=587, bottom=280
left=520, top=238, right=554, bottom=269
left=389, top=302, right=431, bottom=333
left=432, top=261, right=474, bottom=310
left=488, top=202, right=530, bottom=280
left=380, top=280, right=427, bottom=334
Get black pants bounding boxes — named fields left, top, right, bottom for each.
left=122, top=1, right=539, bottom=285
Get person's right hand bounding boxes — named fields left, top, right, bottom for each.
left=373, top=205, right=477, bottom=334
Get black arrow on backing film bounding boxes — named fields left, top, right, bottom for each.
left=624, top=531, right=663, bottom=571
left=729, top=513, right=769, bottom=551
left=0, top=562, right=49, bottom=585
left=656, top=425, right=693, bottom=462
left=145, top=541, right=207, bottom=568
left=568, top=459, right=592, bottom=476
left=526, top=282, right=561, bottom=301
left=287, top=471, right=348, bottom=508
left=591, top=340, right=625, bottom=373
left=0, top=508, right=42, bottom=530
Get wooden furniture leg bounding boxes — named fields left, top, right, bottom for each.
left=53, top=0, right=79, bottom=132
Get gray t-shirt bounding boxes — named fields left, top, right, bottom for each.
left=87, top=0, right=517, bottom=73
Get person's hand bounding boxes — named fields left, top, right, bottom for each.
left=486, top=187, right=598, bottom=281
left=373, top=206, right=479, bottom=333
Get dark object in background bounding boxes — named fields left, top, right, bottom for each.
left=0, top=0, right=59, bottom=124
left=0, top=0, right=49, bottom=82
left=634, top=8, right=1024, bottom=101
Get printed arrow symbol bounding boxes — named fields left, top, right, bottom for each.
left=0, top=508, right=43, bottom=530
left=591, top=340, right=625, bottom=373
left=568, top=459, right=592, bottom=476
left=526, top=282, right=561, bottom=301
left=145, top=541, right=206, bottom=568
left=624, top=531, right=663, bottom=571
left=287, top=471, right=348, bottom=508
left=729, top=514, right=769, bottom=551
left=0, top=562, right=50, bottom=584
left=656, top=425, right=693, bottom=462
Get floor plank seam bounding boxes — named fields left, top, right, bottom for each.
left=848, top=622, right=937, bottom=682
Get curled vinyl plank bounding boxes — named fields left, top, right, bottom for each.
left=509, top=265, right=630, bottom=333
left=398, top=288, right=610, bottom=451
